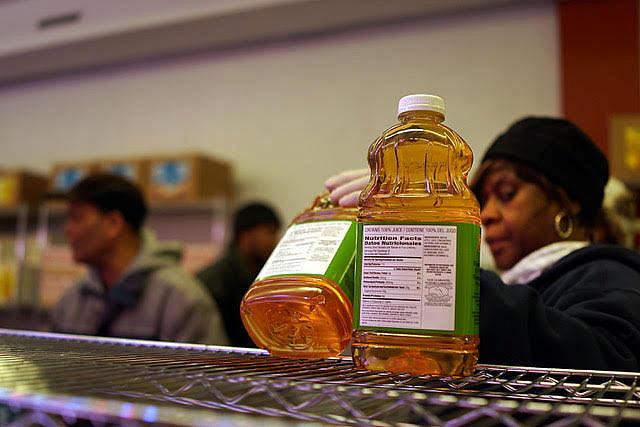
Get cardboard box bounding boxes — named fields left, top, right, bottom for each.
left=98, top=157, right=150, bottom=194
left=147, top=153, right=233, bottom=202
left=0, top=170, right=48, bottom=208
left=610, top=115, right=640, bottom=188
left=50, top=161, right=97, bottom=192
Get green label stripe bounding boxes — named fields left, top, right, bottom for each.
left=354, top=221, right=479, bottom=335
left=322, top=222, right=356, bottom=302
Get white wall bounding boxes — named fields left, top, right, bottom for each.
left=0, top=2, right=559, bottom=223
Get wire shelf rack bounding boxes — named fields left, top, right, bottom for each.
left=0, top=329, right=638, bottom=426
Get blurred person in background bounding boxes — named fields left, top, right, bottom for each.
left=50, top=173, right=228, bottom=345
left=197, top=202, right=281, bottom=347
left=326, top=117, right=640, bottom=371
left=593, top=176, right=637, bottom=248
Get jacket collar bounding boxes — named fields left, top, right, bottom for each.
left=500, top=241, right=590, bottom=285
left=79, top=229, right=181, bottom=306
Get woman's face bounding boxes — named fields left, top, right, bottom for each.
left=479, top=166, right=562, bottom=271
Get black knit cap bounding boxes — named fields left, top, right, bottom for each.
left=233, top=202, right=281, bottom=237
left=480, top=117, right=609, bottom=219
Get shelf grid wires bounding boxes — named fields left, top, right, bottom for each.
left=0, top=329, right=639, bottom=426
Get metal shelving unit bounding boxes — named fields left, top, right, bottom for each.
left=0, top=328, right=639, bottom=426
left=0, top=204, right=34, bottom=307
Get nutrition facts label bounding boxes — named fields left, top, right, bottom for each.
left=257, top=221, right=353, bottom=279
left=359, top=224, right=457, bottom=331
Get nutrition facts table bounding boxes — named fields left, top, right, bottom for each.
left=360, top=224, right=457, bottom=331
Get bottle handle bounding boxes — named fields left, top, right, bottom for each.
left=310, top=191, right=336, bottom=210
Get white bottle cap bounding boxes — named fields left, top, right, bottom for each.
left=397, top=94, right=445, bottom=116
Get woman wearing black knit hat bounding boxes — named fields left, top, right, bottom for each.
left=470, top=117, right=640, bottom=370
left=326, top=117, right=640, bottom=371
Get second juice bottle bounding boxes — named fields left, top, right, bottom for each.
left=241, top=194, right=356, bottom=358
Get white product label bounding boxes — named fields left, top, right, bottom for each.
left=360, top=224, right=457, bottom=331
left=257, top=221, right=353, bottom=280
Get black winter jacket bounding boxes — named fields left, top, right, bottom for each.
left=197, top=245, right=256, bottom=348
left=479, top=244, right=640, bottom=371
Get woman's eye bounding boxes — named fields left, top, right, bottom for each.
left=498, top=188, right=516, bottom=202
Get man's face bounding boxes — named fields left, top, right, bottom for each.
left=247, top=223, right=281, bottom=265
left=64, top=202, right=116, bottom=266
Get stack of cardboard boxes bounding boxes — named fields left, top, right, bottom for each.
left=50, top=153, right=233, bottom=203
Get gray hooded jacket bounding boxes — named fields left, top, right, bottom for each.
left=51, top=231, right=228, bottom=345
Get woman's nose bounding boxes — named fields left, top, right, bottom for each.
left=480, top=197, right=500, bottom=225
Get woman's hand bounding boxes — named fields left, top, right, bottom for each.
left=324, top=168, right=369, bottom=207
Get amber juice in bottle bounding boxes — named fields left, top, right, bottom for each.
left=353, top=94, right=480, bottom=377
left=241, top=194, right=356, bottom=358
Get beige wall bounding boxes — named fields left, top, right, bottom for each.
left=0, top=2, right=559, bottom=223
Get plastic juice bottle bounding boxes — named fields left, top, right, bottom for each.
left=353, top=94, right=480, bottom=377
left=240, top=193, right=357, bottom=358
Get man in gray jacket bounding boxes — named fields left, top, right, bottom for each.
left=50, top=173, right=228, bottom=345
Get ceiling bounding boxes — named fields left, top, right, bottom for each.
left=0, top=0, right=547, bottom=86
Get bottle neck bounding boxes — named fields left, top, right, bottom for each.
left=398, top=110, right=444, bottom=123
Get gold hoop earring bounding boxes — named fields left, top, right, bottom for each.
left=554, top=211, right=574, bottom=239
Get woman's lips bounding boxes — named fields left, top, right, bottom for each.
left=485, top=237, right=509, bottom=253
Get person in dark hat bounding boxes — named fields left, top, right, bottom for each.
left=325, top=117, right=640, bottom=371
left=197, top=202, right=282, bottom=347
left=472, top=117, right=608, bottom=273
left=469, top=117, right=640, bottom=370
left=50, top=173, right=228, bottom=345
